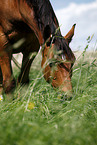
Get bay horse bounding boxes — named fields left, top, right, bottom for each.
left=0, top=0, right=76, bottom=94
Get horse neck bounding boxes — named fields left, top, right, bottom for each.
left=20, top=0, right=61, bottom=45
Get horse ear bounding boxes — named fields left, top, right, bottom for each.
left=64, top=24, right=76, bottom=45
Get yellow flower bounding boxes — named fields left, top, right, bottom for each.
left=0, top=95, right=3, bottom=101
left=28, top=102, right=35, bottom=110
left=57, top=96, right=61, bottom=99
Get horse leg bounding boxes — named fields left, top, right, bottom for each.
left=0, top=52, right=16, bottom=93
left=18, top=52, right=36, bottom=84
left=0, top=67, right=3, bottom=84
left=0, top=67, right=3, bottom=94
left=0, top=26, right=16, bottom=93
left=17, top=32, right=40, bottom=85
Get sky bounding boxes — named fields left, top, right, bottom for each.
left=50, top=0, right=97, bottom=51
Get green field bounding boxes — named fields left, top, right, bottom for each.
left=0, top=41, right=97, bottom=145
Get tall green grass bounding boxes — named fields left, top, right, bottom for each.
left=0, top=40, right=97, bottom=145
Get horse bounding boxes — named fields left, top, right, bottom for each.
left=0, top=0, right=76, bottom=94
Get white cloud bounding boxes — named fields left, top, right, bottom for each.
left=55, top=0, right=97, bottom=51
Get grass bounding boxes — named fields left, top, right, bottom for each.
left=0, top=43, right=97, bottom=145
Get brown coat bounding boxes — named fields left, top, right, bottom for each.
left=0, top=0, right=75, bottom=94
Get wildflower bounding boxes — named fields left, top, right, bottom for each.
left=28, top=102, right=35, bottom=110
left=57, top=96, right=61, bottom=99
left=0, top=95, right=3, bottom=101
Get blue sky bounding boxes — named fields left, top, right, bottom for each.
left=50, top=0, right=95, bottom=10
left=49, top=0, right=97, bottom=51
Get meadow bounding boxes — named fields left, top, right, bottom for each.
left=0, top=38, right=97, bottom=145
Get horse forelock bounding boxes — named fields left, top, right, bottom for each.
left=52, top=36, right=75, bottom=62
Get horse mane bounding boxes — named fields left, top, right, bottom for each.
left=26, top=0, right=59, bottom=34
left=26, top=0, right=74, bottom=61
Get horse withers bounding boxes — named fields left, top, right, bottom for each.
left=0, top=0, right=76, bottom=95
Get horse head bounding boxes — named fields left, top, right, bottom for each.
left=41, top=24, right=76, bottom=96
